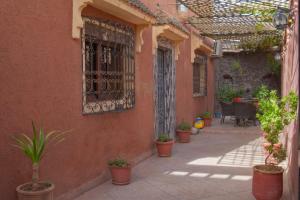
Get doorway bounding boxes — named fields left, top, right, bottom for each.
left=154, top=39, right=176, bottom=138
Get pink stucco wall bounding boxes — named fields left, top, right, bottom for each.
left=0, top=1, right=214, bottom=200
left=281, top=0, right=299, bottom=199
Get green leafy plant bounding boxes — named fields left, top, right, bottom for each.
left=217, top=85, right=236, bottom=103
left=202, top=111, right=212, bottom=119
left=218, top=86, right=244, bottom=102
left=177, top=121, right=191, bottom=131
left=252, top=84, right=270, bottom=99
left=257, top=90, right=298, bottom=165
left=235, top=88, right=244, bottom=98
left=12, top=122, right=68, bottom=189
left=108, top=157, right=129, bottom=168
left=157, top=133, right=172, bottom=142
left=239, top=35, right=282, bottom=52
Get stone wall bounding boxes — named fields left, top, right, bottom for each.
left=214, top=51, right=281, bottom=112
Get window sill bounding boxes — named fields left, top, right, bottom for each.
left=193, top=94, right=207, bottom=98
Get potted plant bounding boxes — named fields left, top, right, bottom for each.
left=108, top=157, right=131, bottom=185
left=155, top=133, right=174, bottom=157
left=202, top=112, right=212, bottom=127
left=252, top=84, right=269, bottom=108
left=253, top=90, right=298, bottom=200
left=13, top=122, right=67, bottom=200
left=217, top=85, right=236, bottom=103
left=233, top=88, right=244, bottom=103
left=176, top=121, right=192, bottom=143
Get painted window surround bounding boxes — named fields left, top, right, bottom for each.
left=191, top=32, right=213, bottom=62
left=152, top=25, right=189, bottom=60
left=72, top=0, right=156, bottom=52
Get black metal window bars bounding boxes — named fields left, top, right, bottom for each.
left=193, top=54, right=208, bottom=96
left=82, top=17, right=135, bottom=114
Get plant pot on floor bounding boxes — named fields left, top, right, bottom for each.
left=109, top=166, right=131, bottom=185
left=176, top=130, right=191, bottom=143
left=155, top=140, right=174, bottom=157
left=252, top=165, right=284, bottom=200
left=16, top=182, right=54, bottom=200
left=203, top=118, right=212, bottom=127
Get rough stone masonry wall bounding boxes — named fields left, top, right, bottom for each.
left=214, top=52, right=281, bottom=112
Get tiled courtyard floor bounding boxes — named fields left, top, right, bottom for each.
left=75, top=119, right=265, bottom=200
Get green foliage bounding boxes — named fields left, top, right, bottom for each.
left=157, top=134, right=172, bottom=142
left=177, top=121, right=191, bottom=131
left=202, top=111, right=212, bottom=119
left=266, top=53, right=281, bottom=76
left=237, top=6, right=276, bottom=23
left=108, top=157, right=129, bottom=168
left=235, top=88, right=244, bottom=97
left=252, top=84, right=270, bottom=99
left=218, top=86, right=244, bottom=102
left=257, top=90, right=298, bottom=165
left=218, top=85, right=236, bottom=103
left=12, top=121, right=67, bottom=165
left=239, top=35, right=282, bottom=52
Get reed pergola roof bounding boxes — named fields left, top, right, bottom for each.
left=178, top=0, right=289, bottom=50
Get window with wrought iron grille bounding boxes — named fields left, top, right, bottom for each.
left=82, top=18, right=135, bottom=114
left=193, top=54, right=207, bottom=96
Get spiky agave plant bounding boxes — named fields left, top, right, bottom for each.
left=12, top=121, right=68, bottom=189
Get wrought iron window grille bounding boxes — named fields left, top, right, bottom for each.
left=82, top=17, right=135, bottom=114
left=193, top=54, right=207, bottom=97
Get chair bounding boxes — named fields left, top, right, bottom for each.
left=219, top=102, right=235, bottom=124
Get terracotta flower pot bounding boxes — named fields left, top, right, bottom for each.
left=155, top=140, right=174, bottom=157
left=176, top=130, right=191, bottom=143
left=252, top=165, right=284, bottom=200
left=109, top=165, right=131, bottom=185
left=203, top=118, right=212, bottom=127
left=233, top=97, right=242, bottom=102
left=16, top=182, right=54, bottom=200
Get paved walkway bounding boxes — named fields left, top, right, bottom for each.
left=75, top=120, right=265, bottom=200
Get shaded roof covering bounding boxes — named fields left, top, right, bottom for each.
left=122, top=0, right=156, bottom=17
left=178, top=0, right=289, bottom=50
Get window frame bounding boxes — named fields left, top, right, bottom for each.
left=81, top=17, right=135, bottom=114
left=193, top=54, right=208, bottom=97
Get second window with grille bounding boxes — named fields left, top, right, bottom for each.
left=193, top=54, right=207, bottom=96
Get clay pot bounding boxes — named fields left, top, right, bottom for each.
left=233, top=97, right=242, bottom=102
left=203, top=118, right=212, bottom=127
left=16, top=182, right=54, bottom=200
left=109, top=165, right=131, bottom=185
left=155, top=140, right=174, bottom=157
left=252, top=165, right=284, bottom=200
left=176, top=130, right=191, bottom=143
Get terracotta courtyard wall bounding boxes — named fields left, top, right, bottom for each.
left=0, top=1, right=214, bottom=200
left=281, top=0, right=299, bottom=199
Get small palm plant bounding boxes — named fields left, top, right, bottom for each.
left=12, top=121, right=68, bottom=190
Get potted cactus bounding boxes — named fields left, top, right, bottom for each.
left=13, top=122, right=68, bottom=200
left=253, top=90, right=298, bottom=200
left=108, top=157, right=131, bottom=185
left=202, top=112, right=212, bottom=127
left=155, top=133, right=174, bottom=157
left=176, top=121, right=192, bottom=143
